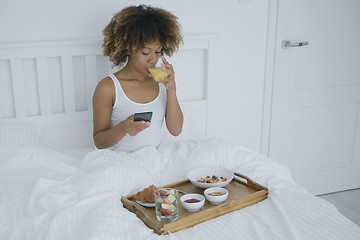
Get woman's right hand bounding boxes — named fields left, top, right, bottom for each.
left=121, top=115, right=151, bottom=136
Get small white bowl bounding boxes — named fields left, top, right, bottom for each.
left=187, top=166, right=234, bottom=189
left=180, top=194, right=205, bottom=212
left=204, top=187, right=229, bottom=205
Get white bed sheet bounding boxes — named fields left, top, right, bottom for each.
left=1, top=138, right=360, bottom=240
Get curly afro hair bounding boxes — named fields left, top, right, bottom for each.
left=102, top=5, right=183, bottom=67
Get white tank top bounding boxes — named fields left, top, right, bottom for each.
left=108, top=74, right=167, bottom=152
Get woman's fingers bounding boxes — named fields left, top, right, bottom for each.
left=124, top=116, right=150, bottom=136
left=161, top=55, right=169, bottom=64
left=161, top=56, right=173, bottom=71
left=159, top=56, right=176, bottom=91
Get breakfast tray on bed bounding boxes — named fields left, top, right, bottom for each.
left=121, top=172, right=268, bottom=235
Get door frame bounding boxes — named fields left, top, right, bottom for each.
left=260, top=0, right=279, bottom=156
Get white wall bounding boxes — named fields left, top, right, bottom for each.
left=0, top=0, right=270, bottom=152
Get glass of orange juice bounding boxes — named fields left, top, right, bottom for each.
left=148, top=67, right=169, bottom=82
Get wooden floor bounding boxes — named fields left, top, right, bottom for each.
left=318, top=188, right=360, bottom=227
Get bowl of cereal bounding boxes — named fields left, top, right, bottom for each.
left=204, top=187, right=229, bottom=205
left=187, top=166, right=234, bottom=189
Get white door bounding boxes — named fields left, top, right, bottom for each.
left=269, top=0, right=360, bottom=195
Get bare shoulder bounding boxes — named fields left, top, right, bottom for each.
left=95, top=76, right=115, bottom=93
left=93, top=76, right=115, bottom=105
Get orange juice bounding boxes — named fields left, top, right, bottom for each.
left=148, top=68, right=169, bottom=82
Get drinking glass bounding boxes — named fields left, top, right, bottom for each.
left=154, top=188, right=179, bottom=222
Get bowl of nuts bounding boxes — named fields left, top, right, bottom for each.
left=204, top=187, right=229, bottom=205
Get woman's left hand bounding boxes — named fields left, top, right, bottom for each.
left=160, top=56, right=176, bottom=92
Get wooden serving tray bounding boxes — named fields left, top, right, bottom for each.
left=121, top=172, right=268, bottom=235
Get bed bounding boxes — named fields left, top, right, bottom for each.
left=1, top=35, right=360, bottom=240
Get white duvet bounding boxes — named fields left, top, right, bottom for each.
left=1, top=138, right=360, bottom=240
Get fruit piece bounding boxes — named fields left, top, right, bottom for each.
left=148, top=68, right=169, bottom=82
left=167, top=189, right=175, bottom=196
left=167, top=194, right=176, bottom=203
left=163, top=198, right=171, bottom=205
left=160, top=208, right=174, bottom=215
left=162, top=203, right=176, bottom=211
left=160, top=192, right=166, bottom=199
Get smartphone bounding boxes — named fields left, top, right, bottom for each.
left=134, top=112, right=153, bottom=123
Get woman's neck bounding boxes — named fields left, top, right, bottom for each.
left=120, top=63, right=149, bottom=82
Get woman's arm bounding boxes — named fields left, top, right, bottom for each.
left=160, top=56, right=183, bottom=136
left=165, top=90, right=183, bottom=136
left=92, top=78, right=150, bottom=149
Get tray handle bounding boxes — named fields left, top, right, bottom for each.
left=234, top=172, right=268, bottom=191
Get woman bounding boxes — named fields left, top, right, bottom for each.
left=92, top=5, right=183, bottom=152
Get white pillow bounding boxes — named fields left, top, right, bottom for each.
left=0, top=121, right=40, bottom=147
